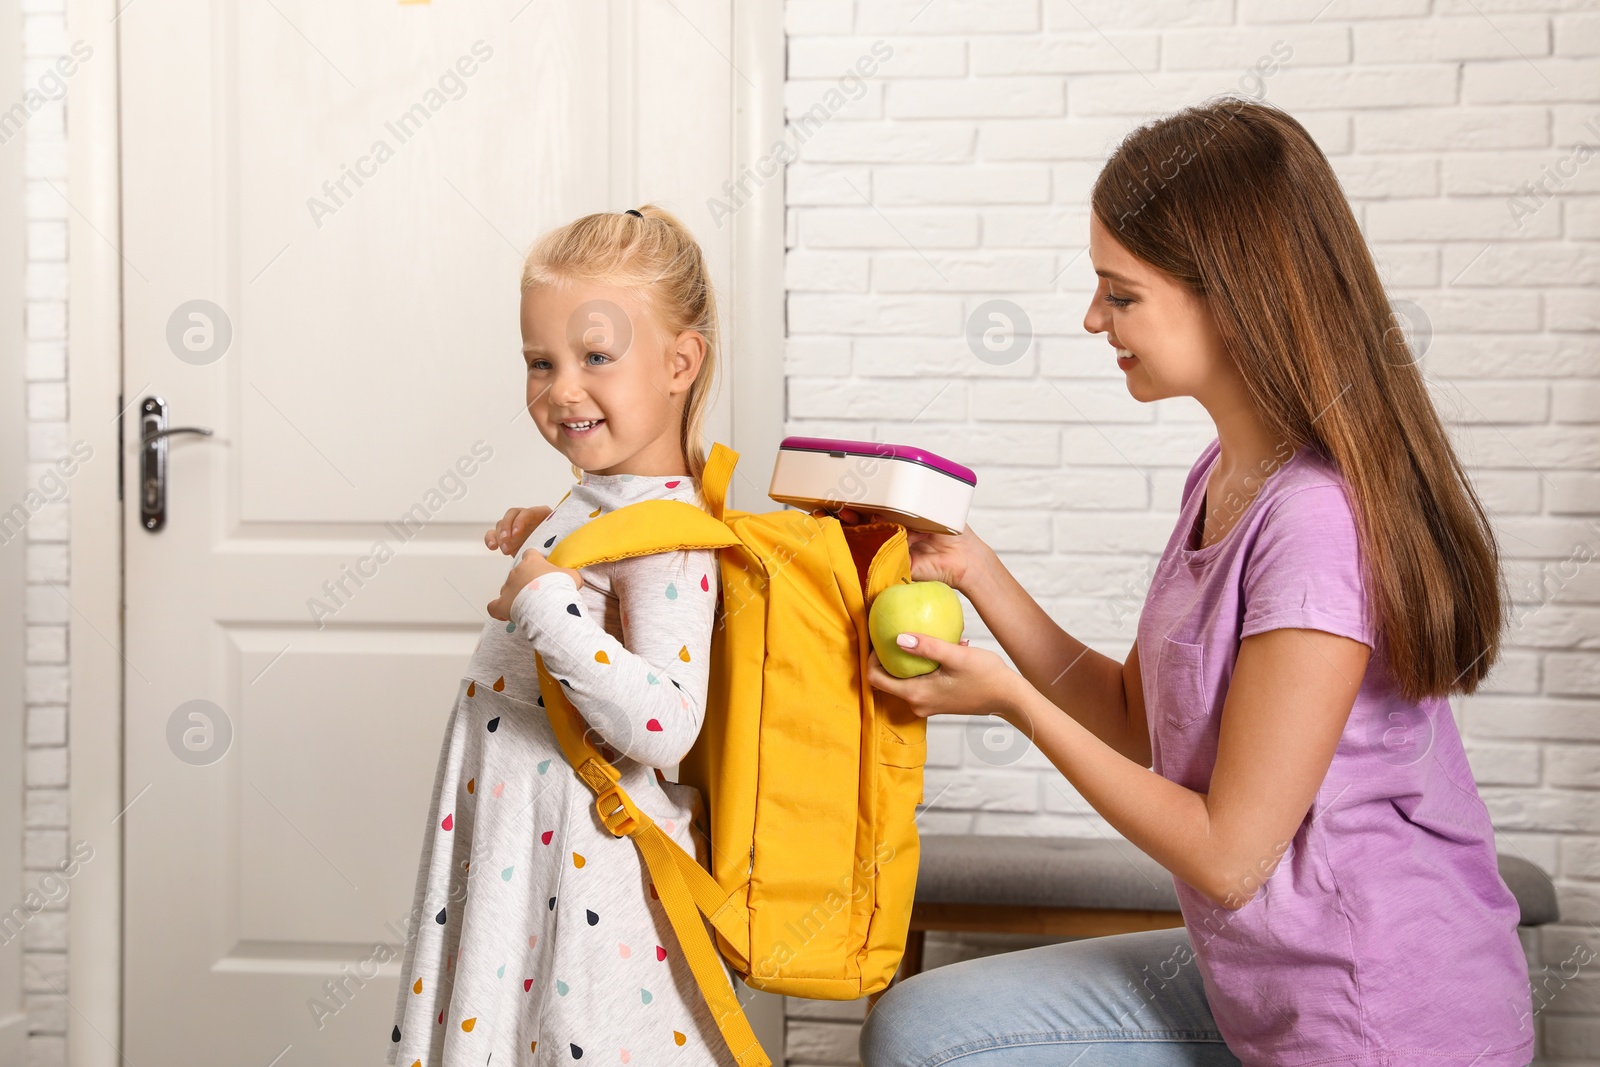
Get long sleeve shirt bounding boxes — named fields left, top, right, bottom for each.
left=509, top=538, right=719, bottom=768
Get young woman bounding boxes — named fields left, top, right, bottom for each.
left=850, top=98, right=1532, bottom=1067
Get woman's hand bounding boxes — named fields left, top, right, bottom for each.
left=487, top=548, right=584, bottom=621
left=865, top=632, right=1025, bottom=723
left=485, top=505, right=554, bottom=556
left=811, top=506, right=990, bottom=595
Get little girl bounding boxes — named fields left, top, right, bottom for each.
left=854, top=98, right=1535, bottom=1067
left=387, top=205, right=740, bottom=1067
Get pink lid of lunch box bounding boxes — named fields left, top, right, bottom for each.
left=778, top=435, right=977, bottom=487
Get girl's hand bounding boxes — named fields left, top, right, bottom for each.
left=485, top=506, right=554, bottom=556
left=811, top=506, right=989, bottom=596
left=865, top=632, right=1024, bottom=723
left=487, top=548, right=584, bottom=621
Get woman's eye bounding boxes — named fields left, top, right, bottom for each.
left=1104, top=293, right=1132, bottom=308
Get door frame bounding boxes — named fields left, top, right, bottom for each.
left=63, top=1, right=787, bottom=1063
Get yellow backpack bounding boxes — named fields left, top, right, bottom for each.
left=533, top=441, right=927, bottom=1067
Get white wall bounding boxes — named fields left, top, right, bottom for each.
left=779, top=1, right=1600, bottom=1064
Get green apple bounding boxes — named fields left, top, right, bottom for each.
left=869, top=578, right=965, bottom=678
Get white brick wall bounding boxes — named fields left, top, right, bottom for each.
left=17, top=0, right=69, bottom=1064
left=782, top=2, right=1600, bottom=1064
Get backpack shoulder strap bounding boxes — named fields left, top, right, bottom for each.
left=544, top=442, right=743, bottom=568
left=544, top=498, right=741, bottom=571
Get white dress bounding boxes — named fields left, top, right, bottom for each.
left=387, top=470, right=741, bottom=1067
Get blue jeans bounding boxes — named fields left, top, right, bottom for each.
left=859, top=927, right=1244, bottom=1067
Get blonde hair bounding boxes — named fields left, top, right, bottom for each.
left=520, top=204, right=720, bottom=486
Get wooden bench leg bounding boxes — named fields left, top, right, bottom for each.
left=901, top=927, right=925, bottom=979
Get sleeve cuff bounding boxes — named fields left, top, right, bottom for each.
left=1240, top=608, right=1373, bottom=648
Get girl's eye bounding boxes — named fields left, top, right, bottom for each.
left=1104, top=293, right=1132, bottom=309
left=525, top=354, right=609, bottom=371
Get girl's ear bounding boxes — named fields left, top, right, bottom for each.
left=667, top=329, right=707, bottom=395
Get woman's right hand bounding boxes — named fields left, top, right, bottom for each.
left=811, top=506, right=988, bottom=594
left=485, top=505, right=554, bottom=556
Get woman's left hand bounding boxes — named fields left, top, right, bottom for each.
left=865, top=633, right=1024, bottom=722
left=487, top=549, right=584, bottom=621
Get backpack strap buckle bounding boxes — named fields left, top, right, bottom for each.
left=580, top=757, right=648, bottom=837
left=594, top=785, right=646, bottom=837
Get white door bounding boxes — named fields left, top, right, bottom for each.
left=118, top=1, right=780, bottom=1062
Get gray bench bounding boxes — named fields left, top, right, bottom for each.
left=869, top=834, right=1560, bottom=1007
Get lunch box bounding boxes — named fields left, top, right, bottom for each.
left=767, top=435, right=977, bottom=535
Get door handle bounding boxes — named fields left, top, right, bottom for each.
left=139, top=395, right=212, bottom=531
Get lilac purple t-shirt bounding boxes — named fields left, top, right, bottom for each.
left=1136, top=438, right=1533, bottom=1067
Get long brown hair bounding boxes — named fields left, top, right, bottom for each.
left=1091, top=97, right=1504, bottom=699
left=521, top=203, right=721, bottom=485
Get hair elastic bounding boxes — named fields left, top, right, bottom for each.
left=623, top=208, right=643, bottom=217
